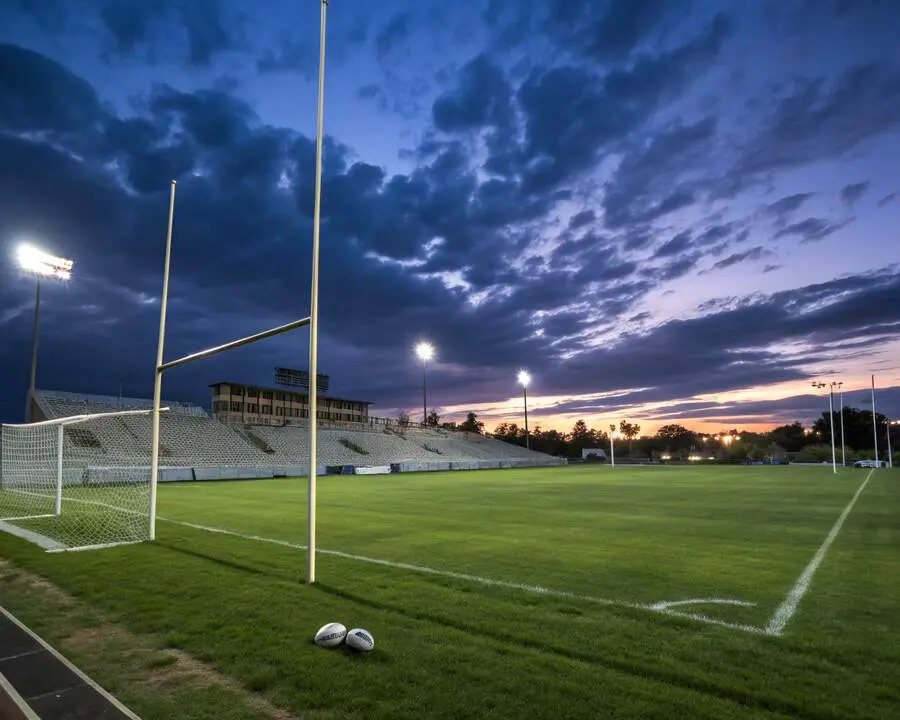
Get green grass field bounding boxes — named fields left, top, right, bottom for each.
left=1, top=464, right=899, bottom=719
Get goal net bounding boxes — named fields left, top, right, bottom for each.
left=0, top=409, right=160, bottom=552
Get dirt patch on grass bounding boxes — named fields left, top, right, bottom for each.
left=0, top=560, right=298, bottom=720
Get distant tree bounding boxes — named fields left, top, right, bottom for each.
left=656, top=424, right=694, bottom=455
left=813, top=406, right=887, bottom=451
left=426, top=409, right=440, bottom=427
left=619, top=420, right=641, bottom=455
left=441, top=421, right=459, bottom=431
left=459, top=412, right=484, bottom=434
left=397, top=410, right=410, bottom=427
left=766, top=422, right=809, bottom=452
left=568, top=419, right=594, bottom=457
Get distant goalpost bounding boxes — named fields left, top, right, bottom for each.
left=0, top=408, right=167, bottom=551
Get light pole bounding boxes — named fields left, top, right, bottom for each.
left=16, top=243, right=74, bottom=422
left=609, top=424, right=617, bottom=468
left=415, top=342, right=434, bottom=425
left=832, top=381, right=845, bottom=466
left=517, top=370, right=531, bottom=450
left=812, top=381, right=836, bottom=474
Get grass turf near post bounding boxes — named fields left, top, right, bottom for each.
left=0, top=465, right=898, bottom=719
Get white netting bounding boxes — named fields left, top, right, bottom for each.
left=0, top=410, right=155, bottom=551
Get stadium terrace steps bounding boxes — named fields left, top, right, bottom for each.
left=31, top=390, right=563, bottom=470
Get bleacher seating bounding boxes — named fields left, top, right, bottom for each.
left=31, top=389, right=564, bottom=472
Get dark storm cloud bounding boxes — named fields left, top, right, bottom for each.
left=485, top=0, right=679, bottom=65
left=775, top=217, right=852, bottom=244
left=375, top=11, right=414, bottom=60
left=762, top=192, right=816, bottom=223
left=654, top=231, right=693, bottom=259
left=545, top=0, right=677, bottom=63
left=508, top=13, right=729, bottom=197
left=535, top=268, right=900, bottom=402
left=2, top=0, right=900, bottom=427
left=840, top=181, right=870, bottom=207
left=568, top=210, right=595, bottom=231
left=5, top=0, right=242, bottom=66
left=102, top=0, right=240, bottom=65
left=739, top=63, right=900, bottom=175
left=432, top=54, right=514, bottom=134
left=705, top=246, right=772, bottom=272
left=603, top=116, right=717, bottom=228
left=877, top=191, right=898, bottom=207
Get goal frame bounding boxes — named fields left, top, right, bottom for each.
left=149, top=0, right=328, bottom=580
left=0, top=407, right=169, bottom=551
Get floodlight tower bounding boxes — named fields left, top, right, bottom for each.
left=832, top=381, right=845, bottom=466
left=517, top=370, right=531, bottom=450
left=16, top=243, right=74, bottom=422
left=812, top=381, right=837, bottom=474
left=415, top=341, right=435, bottom=425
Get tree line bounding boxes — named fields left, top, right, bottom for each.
left=418, top=407, right=896, bottom=463
left=400, top=405, right=897, bottom=463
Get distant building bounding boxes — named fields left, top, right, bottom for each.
left=582, top=448, right=608, bottom=461
left=209, top=382, right=371, bottom=426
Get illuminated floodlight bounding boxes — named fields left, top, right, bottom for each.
left=517, top=369, right=531, bottom=388
left=17, top=243, right=74, bottom=281
left=415, top=341, right=435, bottom=363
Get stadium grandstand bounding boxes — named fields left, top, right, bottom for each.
left=27, top=388, right=564, bottom=481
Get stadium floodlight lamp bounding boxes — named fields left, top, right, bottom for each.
left=17, top=243, right=74, bottom=281
left=516, top=370, right=532, bottom=449
left=414, top=342, right=435, bottom=425
left=415, top=341, right=435, bottom=362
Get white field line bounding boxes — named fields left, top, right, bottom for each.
left=159, top=516, right=767, bottom=635
left=765, top=468, right=875, bottom=636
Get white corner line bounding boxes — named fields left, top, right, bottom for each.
left=765, top=468, right=875, bottom=636
left=160, top=517, right=765, bottom=635
left=0, top=607, right=142, bottom=720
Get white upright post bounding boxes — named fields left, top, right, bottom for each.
left=828, top=389, right=836, bottom=474
left=150, top=180, right=177, bottom=541
left=307, top=0, right=328, bottom=584
left=887, top=419, right=893, bottom=469
left=26, top=278, right=41, bottom=422
left=839, top=388, right=846, bottom=466
left=872, top=375, right=879, bottom=466
left=609, top=425, right=616, bottom=469
left=55, top=423, right=64, bottom=516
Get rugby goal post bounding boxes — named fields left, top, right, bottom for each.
left=150, top=178, right=319, bottom=581
left=0, top=408, right=168, bottom=552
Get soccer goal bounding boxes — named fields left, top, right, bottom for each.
left=0, top=408, right=165, bottom=552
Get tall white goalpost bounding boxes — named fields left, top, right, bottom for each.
left=147, top=0, right=329, bottom=583
left=0, top=408, right=167, bottom=552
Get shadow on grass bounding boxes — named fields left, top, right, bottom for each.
left=311, top=584, right=816, bottom=720
left=152, top=536, right=821, bottom=719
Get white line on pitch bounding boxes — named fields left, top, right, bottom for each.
left=765, top=468, right=875, bottom=636
left=159, top=516, right=766, bottom=635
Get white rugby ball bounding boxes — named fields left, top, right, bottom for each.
left=314, top=622, right=347, bottom=648
left=345, top=628, right=375, bottom=652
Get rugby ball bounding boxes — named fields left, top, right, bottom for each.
left=314, top=622, right=347, bottom=648
left=345, top=628, right=375, bottom=652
